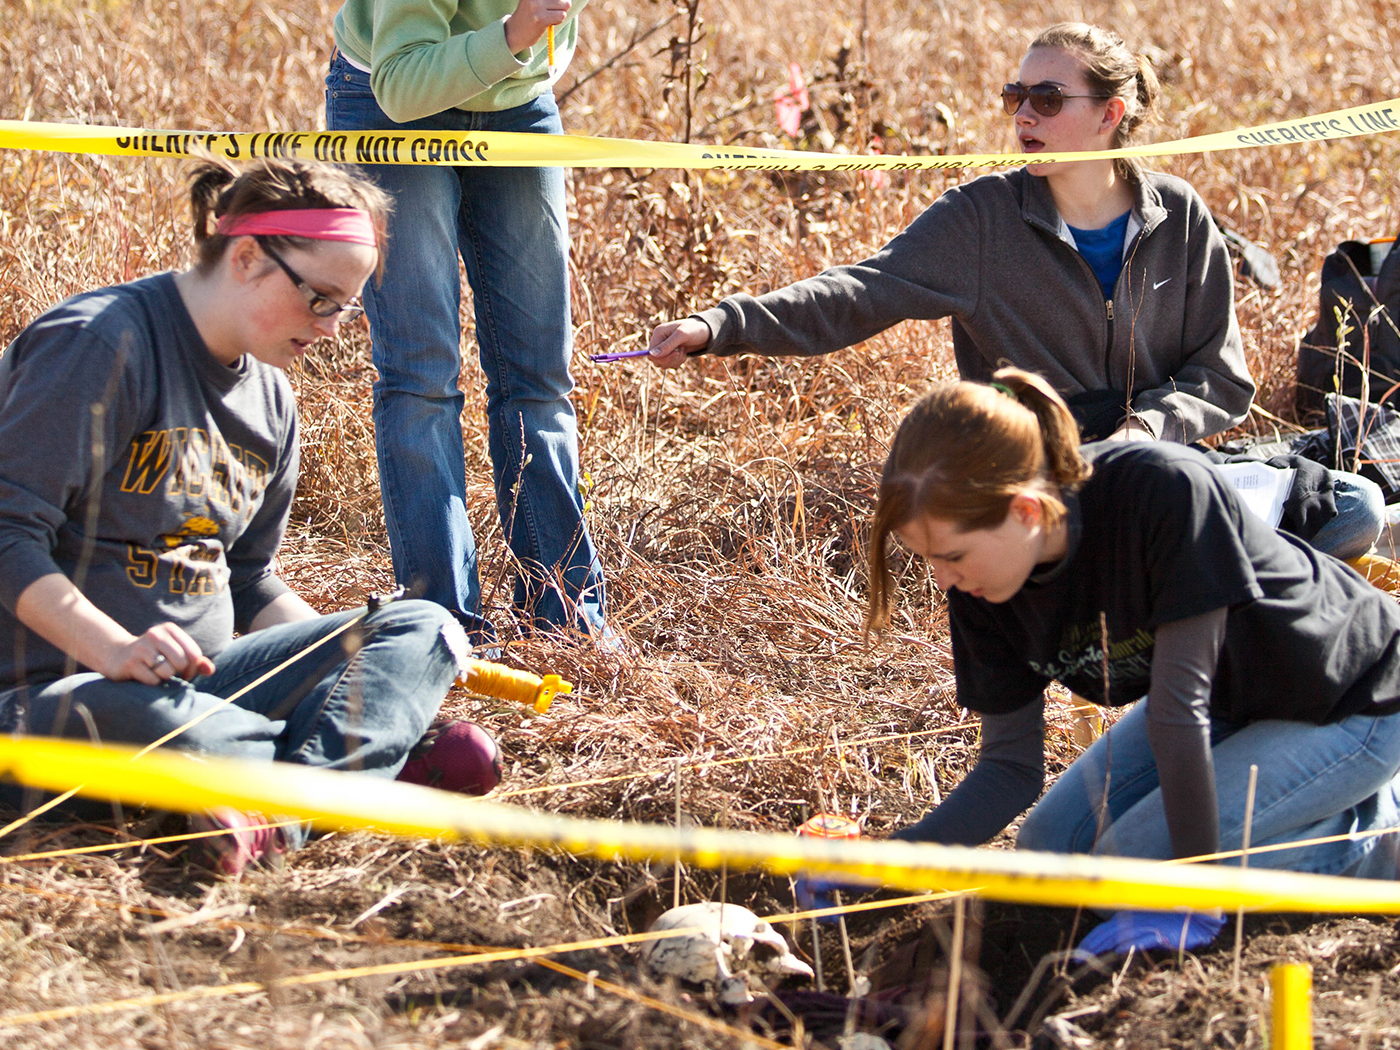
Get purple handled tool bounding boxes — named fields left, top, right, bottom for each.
left=589, top=348, right=654, bottom=363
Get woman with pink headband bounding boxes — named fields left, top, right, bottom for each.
left=0, top=158, right=502, bottom=877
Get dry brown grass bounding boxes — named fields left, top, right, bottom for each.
left=2, top=0, right=1400, bottom=1046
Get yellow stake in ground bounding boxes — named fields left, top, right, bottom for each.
left=458, top=658, right=571, bottom=713
left=1270, top=962, right=1312, bottom=1050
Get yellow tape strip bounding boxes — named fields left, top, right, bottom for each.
left=0, top=917, right=797, bottom=1037
left=3, top=736, right=1399, bottom=915
left=2, top=97, right=1397, bottom=169
left=0, top=870, right=952, bottom=1033
left=534, top=958, right=792, bottom=1050
left=9, top=793, right=1389, bottom=880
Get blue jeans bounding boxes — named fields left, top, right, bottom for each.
left=325, top=53, right=605, bottom=635
left=1313, top=471, right=1385, bottom=560
left=1017, top=699, right=1400, bottom=878
left=0, top=600, right=459, bottom=817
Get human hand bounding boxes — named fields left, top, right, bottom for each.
left=1079, top=909, right=1226, bottom=956
left=793, top=874, right=876, bottom=922
left=647, top=318, right=710, bottom=368
left=1106, top=417, right=1156, bottom=442
left=102, top=623, right=215, bottom=684
left=504, top=0, right=571, bottom=53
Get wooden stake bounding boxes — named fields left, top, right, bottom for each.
left=943, top=896, right=965, bottom=1050
left=673, top=758, right=683, bottom=910
left=1232, top=764, right=1259, bottom=988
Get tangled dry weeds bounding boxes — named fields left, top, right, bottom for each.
left=3, top=0, right=1400, bottom=1046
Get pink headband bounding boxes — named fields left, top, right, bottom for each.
left=216, top=208, right=377, bottom=246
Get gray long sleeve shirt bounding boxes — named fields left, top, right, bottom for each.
left=697, top=168, right=1254, bottom=444
left=893, top=608, right=1227, bottom=861
left=0, top=273, right=298, bottom=687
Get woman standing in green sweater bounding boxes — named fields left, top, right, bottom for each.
left=325, top=0, right=608, bottom=641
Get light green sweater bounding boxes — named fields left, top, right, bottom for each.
left=333, top=0, right=587, bottom=121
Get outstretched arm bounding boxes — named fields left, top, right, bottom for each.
left=646, top=185, right=983, bottom=369
left=891, top=701, right=1045, bottom=845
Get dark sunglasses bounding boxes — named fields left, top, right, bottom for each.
left=257, top=237, right=365, bottom=320
left=1001, top=81, right=1112, bottom=117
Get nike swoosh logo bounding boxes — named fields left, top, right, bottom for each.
left=1153, top=278, right=1173, bottom=290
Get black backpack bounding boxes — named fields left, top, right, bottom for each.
left=1296, top=238, right=1400, bottom=418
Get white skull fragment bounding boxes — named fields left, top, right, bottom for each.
left=640, top=902, right=814, bottom=1003
left=838, top=1036, right=893, bottom=1050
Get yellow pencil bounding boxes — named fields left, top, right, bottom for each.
left=547, top=25, right=555, bottom=68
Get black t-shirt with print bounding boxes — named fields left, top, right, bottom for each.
left=950, top=442, right=1400, bottom=725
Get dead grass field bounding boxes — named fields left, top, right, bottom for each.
left=2, top=0, right=1400, bottom=1046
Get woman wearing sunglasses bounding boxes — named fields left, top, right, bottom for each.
left=647, top=22, right=1382, bottom=559
left=0, top=158, right=502, bottom=876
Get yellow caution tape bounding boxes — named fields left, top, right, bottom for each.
left=1, top=97, right=1397, bottom=170
left=4, top=736, right=1400, bottom=915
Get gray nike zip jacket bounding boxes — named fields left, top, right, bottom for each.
left=694, top=168, right=1253, bottom=445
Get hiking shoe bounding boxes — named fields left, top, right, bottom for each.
left=397, top=720, right=502, bottom=795
left=189, top=808, right=290, bottom=876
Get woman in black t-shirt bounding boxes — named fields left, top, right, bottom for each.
left=867, top=367, right=1400, bottom=951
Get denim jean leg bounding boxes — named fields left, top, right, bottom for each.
left=210, top=601, right=458, bottom=777
left=1017, top=700, right=1164, bottom=854
left=326, top=56, right=603, bottom=633
left=282, top=601, right=456, bottom=775
left=4, top=673, right=284, bottom=759
left=196, top=607, right=373, bottom=723
left=1309, top=471, right=1385, bottom=560
left=1094, top=712, right=1400, bottom=874
left=326, top=57, right=489, bottom=636
left=460, top=98, right=605, bottom=631
left=0, top=673, right=285, bottom=818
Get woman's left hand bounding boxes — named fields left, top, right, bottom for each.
left=1107, top=417, right=1156, bottom=442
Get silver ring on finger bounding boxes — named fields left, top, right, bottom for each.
left=151, top=653, right=168, bottom=669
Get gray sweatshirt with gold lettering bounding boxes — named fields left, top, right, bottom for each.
left=0, top=273, right=296, bottom=686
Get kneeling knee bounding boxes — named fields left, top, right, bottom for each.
left=366, top=599, right=471, bottom=672
left=1016, top=805, right=1086, bottom=855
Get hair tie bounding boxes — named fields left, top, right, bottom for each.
left=990, top=381, right=1018, bottom=402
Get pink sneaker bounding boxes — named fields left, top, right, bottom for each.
left=189, top=808, right=290, bottom=876
left=397, top=720, right=502, bottom=795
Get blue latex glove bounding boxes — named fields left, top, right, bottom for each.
left=793, top=876, right=870, bottom=923
left=1079, top=910, right=1227, bottom=956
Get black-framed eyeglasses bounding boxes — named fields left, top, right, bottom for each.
left=256, top=237, right=365, bottom=320
left=1001, top=82, right=1113, bottom=117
